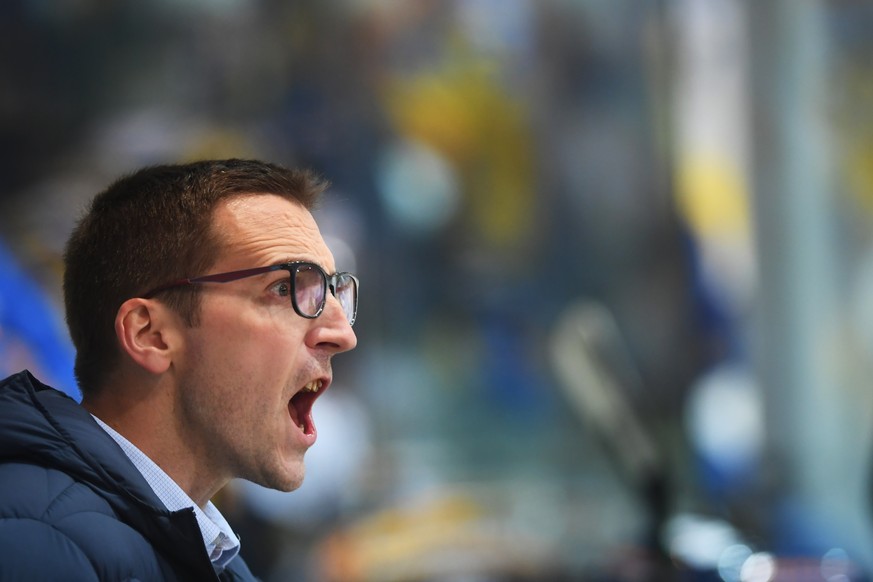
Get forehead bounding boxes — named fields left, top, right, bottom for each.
left=212, top=193, right=335, bottom=270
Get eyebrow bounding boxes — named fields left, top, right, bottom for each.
left=275, top=257, right=321, bottom=269
left=276, top=256, right=340, bottom=274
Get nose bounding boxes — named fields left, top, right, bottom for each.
left=307, top=294, right=357, bottom=353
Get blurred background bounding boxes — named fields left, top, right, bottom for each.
left=3, top=0, right=873, bottom=580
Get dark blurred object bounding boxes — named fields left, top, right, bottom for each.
left=550, top=300, right=673, bottom=580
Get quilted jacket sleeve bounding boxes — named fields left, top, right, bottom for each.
left=0, top=463, right=162, bottom=581
left=0, top=519, right=101, bottom=581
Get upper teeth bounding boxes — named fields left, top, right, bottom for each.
left=303, top=380, right=322, bottom=393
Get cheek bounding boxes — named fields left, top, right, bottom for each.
left=257, top=320, right=310, bottom=367
left=189, top=305, right=309, bottom=388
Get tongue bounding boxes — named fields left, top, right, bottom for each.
left=290, top=388, right=320, bottom=435
left=288, top=400, right=302, bottom=428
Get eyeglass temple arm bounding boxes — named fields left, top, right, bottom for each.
left=142, top=265, right=280, bottom=298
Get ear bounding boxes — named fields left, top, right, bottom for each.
left=114, top=298, right=176, bottom=375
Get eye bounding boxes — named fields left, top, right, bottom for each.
left=270, top=278, right=292, bottom=298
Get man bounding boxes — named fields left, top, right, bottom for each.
left=0, top=159, right=358, bottom=580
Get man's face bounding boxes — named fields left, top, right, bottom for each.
left=172, top=194, right=357, bottom=492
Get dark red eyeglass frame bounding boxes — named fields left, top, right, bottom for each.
left=142, top=261, right=358, bottom=326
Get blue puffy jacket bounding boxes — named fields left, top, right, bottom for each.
left=0, top=370, right=258, bottom=581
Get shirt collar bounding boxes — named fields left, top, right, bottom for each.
left=92, top=415, right=241, bottom=569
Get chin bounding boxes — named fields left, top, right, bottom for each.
left=242, top=449, right=306, bottom=491
left=278, top=480, right=303, bottom=493
left=273, top=476, right=304, bottom=493
left=257, top=465, right=305, bottom=492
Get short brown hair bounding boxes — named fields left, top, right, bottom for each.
left=63, top=159, right=327, bottom=395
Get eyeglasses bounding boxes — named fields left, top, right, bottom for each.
left=143, top=261, right=358, bottom=326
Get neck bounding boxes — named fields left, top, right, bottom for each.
left=83, top=379, right=227, bottom=507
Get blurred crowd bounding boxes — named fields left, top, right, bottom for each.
left=4, top=1, right=873, bottom=580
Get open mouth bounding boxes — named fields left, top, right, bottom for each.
left=289, top=379, right=324, bottom=436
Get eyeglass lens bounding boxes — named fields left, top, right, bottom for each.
left=294, top=264, right=356, bottom=324
left=334, top=275, right=356, bottom=324
left=295, top=265, right=325, bottom=316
